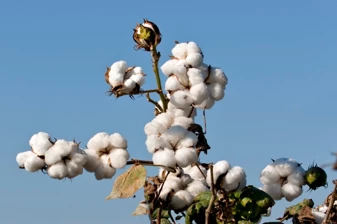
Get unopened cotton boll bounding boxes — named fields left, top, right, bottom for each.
left=162, top=125, right=188, bottom=147
left=221, top=166, right=247, bottom=192
left=171, top=116, right=193, bottom=129
left=109, top=133, right=127, bottom=149
left=146, top=135, right=172, bottom=154
left=185, top=53, right=203, bottom=68
left=208, top=83, right=225, bottom=101
left=94, top=155, right=116, bottom=180
left=175, top=147, right=198, bottom=168
left=152, top=112, right=174, bottom=130
left=173, top=61, right=189, bottom=87
left=206, top=160, right=231, bottom=187
left=16, top=151, right=35, bottom=167
left=108, top=148, right=130, bottom=169
left=176, top=131, right=198, bottom=148
left=83, top=149, right=100, bottom=172
left=144, top=121, right=167, bottom=136
left=44, top=140, right=78, bottom=165
left=260, top=164, right=280, bottom=185
left=190, top=83, right=209, bottom=104
left=172, top=43, right=188, bottom=60
left=281, top=183, right=303, bottom=202
left=24, top=155, right=45, bottom=172
left=207, top=67, right=228, bottom=87
left=263, top=183, right=283, bottom=200
left=287, top=166, right=305, bottom=186
left=29, top=132, right=53, bottom=156
left=274, top=159, right=299, bottom=177
left=187, top=68, right=206, bottom=86
left=47, top=161, right=67, bottom=180
left=186, top=180, right=209, bottom=198
left=161, top=59, right=179, bottom=77
left=165, top=76, right=186, bottom=93
left=87, top=132, right=112, bottom=152
left=170, top=190, right=194, bottom=211
left=110, top=60, right=128, bottom=73
left=152, top=148, right=176, bottom=168
left=170, top=90, right=194, bottom=109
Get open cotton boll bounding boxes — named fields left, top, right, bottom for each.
left=172, top=43, right=188, bottom=60
left=170, top=90, right=194, bottom=109
left=165, top=76, right=186, bottom=93
left=185, top=53, right=203, bottom=68
left=187, top=68, right=206, bottom=86
left=29, top=132, right=53, bottom=156
left=162, top=125, right=188, bottom=147
left=190, top=83, right=209, bottom=105
left=146, top=135, right=172, bottom=154
left=208, top=82, right=225, bottom=101
left=194, top=96, right=215, bottom=110
left=44, top=140, right=78, bottom=165
left=83, top=149, right=100, bottom=172
left=109, top=133, right=127, bottom=149
left=311, top=210, right=325, bottom=224
left=161, top=59, right=179, bottom=77
left=173, top=61, right=189, bottom=87
left=130, top=73, right=145, bottom=86
left=24, top=155, right=45, bottom=172
left=186, top=180, right=209, bottom=198
left=108, top=148, right=130, bottom=168
left=260, top=164, right=280, bottom=185
left=66, top=160, right=84, bottom=178
left=263, top=183, right=283, bottom=200
left=275, top=160, right=299, bottom=177
left=108, top=71, right=124, bottom=88
left=16, top=151, right=35, bottom=167
left=207, top=67, right=228, bottom=87
left=161, top=178, right=183, bottom=192
left=152, top=112, right=174, bottom=130
left=281, top=183, right=303, bottom=202
left=171, top=117, right=193, bottom=129
left=186, top=42, right=202, bottom=54
left=110, top=60, right=128, bottom=73
left=47, top=161, right=67, bottom=180
left=287, top=166, right=305, bottom=186
left=152, top=148, right=176, bottom=168
left=171, top=190, right=194, bottom=211
left=95, top=155, right=116, bottom=180
left=87, top=132, right=112, bottom=152
left=183, top=165, right=206, bottom=181
left=221, top=166, right=247, bottom=192
left=176, top=131, right=198, bottom=148
left=144, top=121, right=167, bottom=136
left=122, top=79, right=136, bottom=93
left=125, top=66, right=143, bottom=79
left=206, top=160, right=231, bottom=187
left=175, top=147, right=198, bottom=168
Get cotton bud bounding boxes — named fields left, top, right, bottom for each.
left=133, top=19, right=161, bottom=51
left=304, top=164, right=327, bottom=190
left=29, top=132, right=53, bottom=156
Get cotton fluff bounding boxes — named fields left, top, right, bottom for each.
left=24, top=154, right=46, bottom=172
left=311, top=210, right=325, bottom=224
left=152, top=148, right=176, bottom=168
left=274, top=158, right=299, bottom=177
left=281, top=183, right=303, bottom=202
left=108, top=148, right=130, bottom=169
left=260, top=164, right=281, bottom=185
left=29, top=132, right=53, bottom=156
left=183, top=165, right=207, bottom=181
left=169, top=90, right=194, bottom=109
left=146, top=135, right=172, bottom=154
left=170, top=190, right=194, bottom=211
left=263, top=184, right=283, bottom=200
left=175, top=147, right=198, bottom=168
left=186, top=180, right=209, bottom=197
left=206, top=160, right=231, bottom=187
left=220, top=166, right=247, bottom=192
left=171, top=42, right=203, bottom=68
left=94, top=155, right=116, bottom=180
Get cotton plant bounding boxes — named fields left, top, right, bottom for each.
left=15, top=19, right=335, bottom=224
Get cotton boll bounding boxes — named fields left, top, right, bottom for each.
left=207, top=160, right=231, bottom=187
left=87, top=132, right=112, bottom=152
left=287, top=166, right=305, bottom=186
left=208, top=83, right=225, bottom=101
left=172, top=43, right=188, bottom=60
left=83, top=149, right=100, bottom=172
left=152, top=112, right=174, bottom=129
left=207, top=67, right=228, bottom=87
left=108, top=71, right=124, bottom=88
left=95, top=155, right=116, bottom=180
left=187, top=68, right=206, bottom=86
left=146, top=135, right=172, bottom=154
left=171, top=190, right=194, bottom=211
left=108, top=148, right=130, bottom=168
left=311, top=210, right=325, bottom=224
left=152, top=148, right=176, bottom=168
left=162, top=125, right=188, bottom=147
left=187, top=42, right=202, bottom=54
left=176, top=131, right=198, bottom=148
left=24, top=155, right=45, bottom=172
left=260, top=164, right=280, bottom=185
left=110, top=60, right=128, bottom=73
left=44, top=140, right=78, bottom=165
left=144, top=121, right=167, bottom=136
left=173, top=61, right=189, bottom=87
left=47, top=161, right=67, bottom=180
left=130, top=73, right=145, bottom=86
left=194, top=96, right=215, bottom=110
left=29, top=132, right=53, bottom=156
left=109, top=133, right=127, bottom=149
left=281, top=183, right=303, bottom=202
left=190, top=83, right=209, bottom=105
left=275, top=159, right=299, bottom=177
left=186, top=180, right=209, bottom=198
left=162, top=178, right=183, bottom=192
left=171, top=117, right=193, bottom=129
left=185, top=53, right=203, bottom=68
left=165, top=76, right=186, bottom=93
left=183, top=164, right=206, bottom=181
left=16, top=151, right=35, bottom=167
left=122, top=79, right=136, bottom=93
left=221, top=166, right=247, bottom=192
left=175, top=147, right=198, bottom=168
left=66, top=160, right=84, bottom=178
left=170, top=90, right=194, bottom=109
left=161, top=59, right=179, bottom=77
left=263, top=184, right=283, bottom=200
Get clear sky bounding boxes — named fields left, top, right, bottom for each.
left=1, top=1, right=337, bottom=223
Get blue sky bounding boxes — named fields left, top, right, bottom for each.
left=1, top=1, right=337, bottom=223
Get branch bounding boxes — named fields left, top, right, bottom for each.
left=126, top=159, right=175, bottom=172
left=151, top=46, right=168, bottom=112
left=323, top=179, right=337, bottom=223
left=112, top=88, right=160, bottom=98
left=146, top=93, right=163, bottom=112
left=205, top=164, right=216, bottom=224
left=192, top=162, right=207, bottom=179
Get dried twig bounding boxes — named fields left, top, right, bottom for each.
left=323, top=179, right=337, bottom=223
left=126, top=159, right=175, bottom=172
left=203, top=109, right=207, bottom=134
left=146, top=93, right=163, bottom=112
left=192, top=162, right=207, bottom=179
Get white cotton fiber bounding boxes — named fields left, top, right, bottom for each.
left=108, top=71, right=124, bottom=88
left=152, top=112, right=174, bottom=129
left=171, top=116, right=193, bottom=129
left=173, top=61, right=189, bottom=87
left=109, top=148, right=130, bottom=168
left=44, top=140, right=78, bottom=165
left=190, top=83, right=209, bottom=105
left=186, top=42, right=202, bottom=54
left=170, top=190, right=194, bottom=211
left=287, top=166, right=305, bottom=186
left=183, top=164, right=206, bottom=181
left=87, top=132, right=112, bottom=152
left=83, top=149, right=100, bottom=172
left=194, top=96, right=215, bottom=110
left=172, top=43, right=188, bottom=60
left=66, top=160, right=84, bottom=178
left=170, top=90, right=194, bottom=109
left=152, top=148, right=176, bottom=168
left=109, top=133, right=127, bottom=149
left=185, top=53, right=203, bottom=68
left=175, top=147, right=198, bottom=168
left=165, top=75, right=186, bottom=93
left=187, top=68, right=206, bottom=86
left=281, top=183, right=303, bottom=202
left=186, top=180, right=209, bottom=198
left=146, top=135, right=172, bottom=154
left=110, top=60, right=128, bottom=73
left=208, top=82, right=225, bottom=101
left=274, top=159, right=299, bottom=177
left=16, top=151, right=35, bottom=167
left=144, top=121, right=167, bottom=136
left=47, top=161, right=67, bottom=180
left=95, top=155, right=116, bottom=180
left=161, top=59, right=178, bottom=77
left=162, top=125, right=188, bottom=147
left=263, top=183, right=283, bottom=200
left=130, top=73, right=145, bottom=86
left=260, top=164, right=280, bottom=185
left=207, top=67, right=228, bottom=87
left=24, top=155, right=45, bottom=172
left=206, top=160, right=231, bottom=187
left=176, top=131, right=198, bottom=148
left=221, top=166, right=246, bottom=192
left=29, top=132, right=53, bottom=156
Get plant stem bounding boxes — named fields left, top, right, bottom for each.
left=157, top=207, right=162, bottom=224
left=151, top=46, right=168, bottom=112
left=146, top=93, right=163, bottom=112
left=323, top=179, right=337, bottom=223
left=205, top=164, right=216, bottom=224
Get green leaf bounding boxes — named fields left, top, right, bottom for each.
left=152, top=208, right=170, bottom=219
left=106, top=165, right=146, bottom=200
left=160, top=218, right=171, bottom=224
